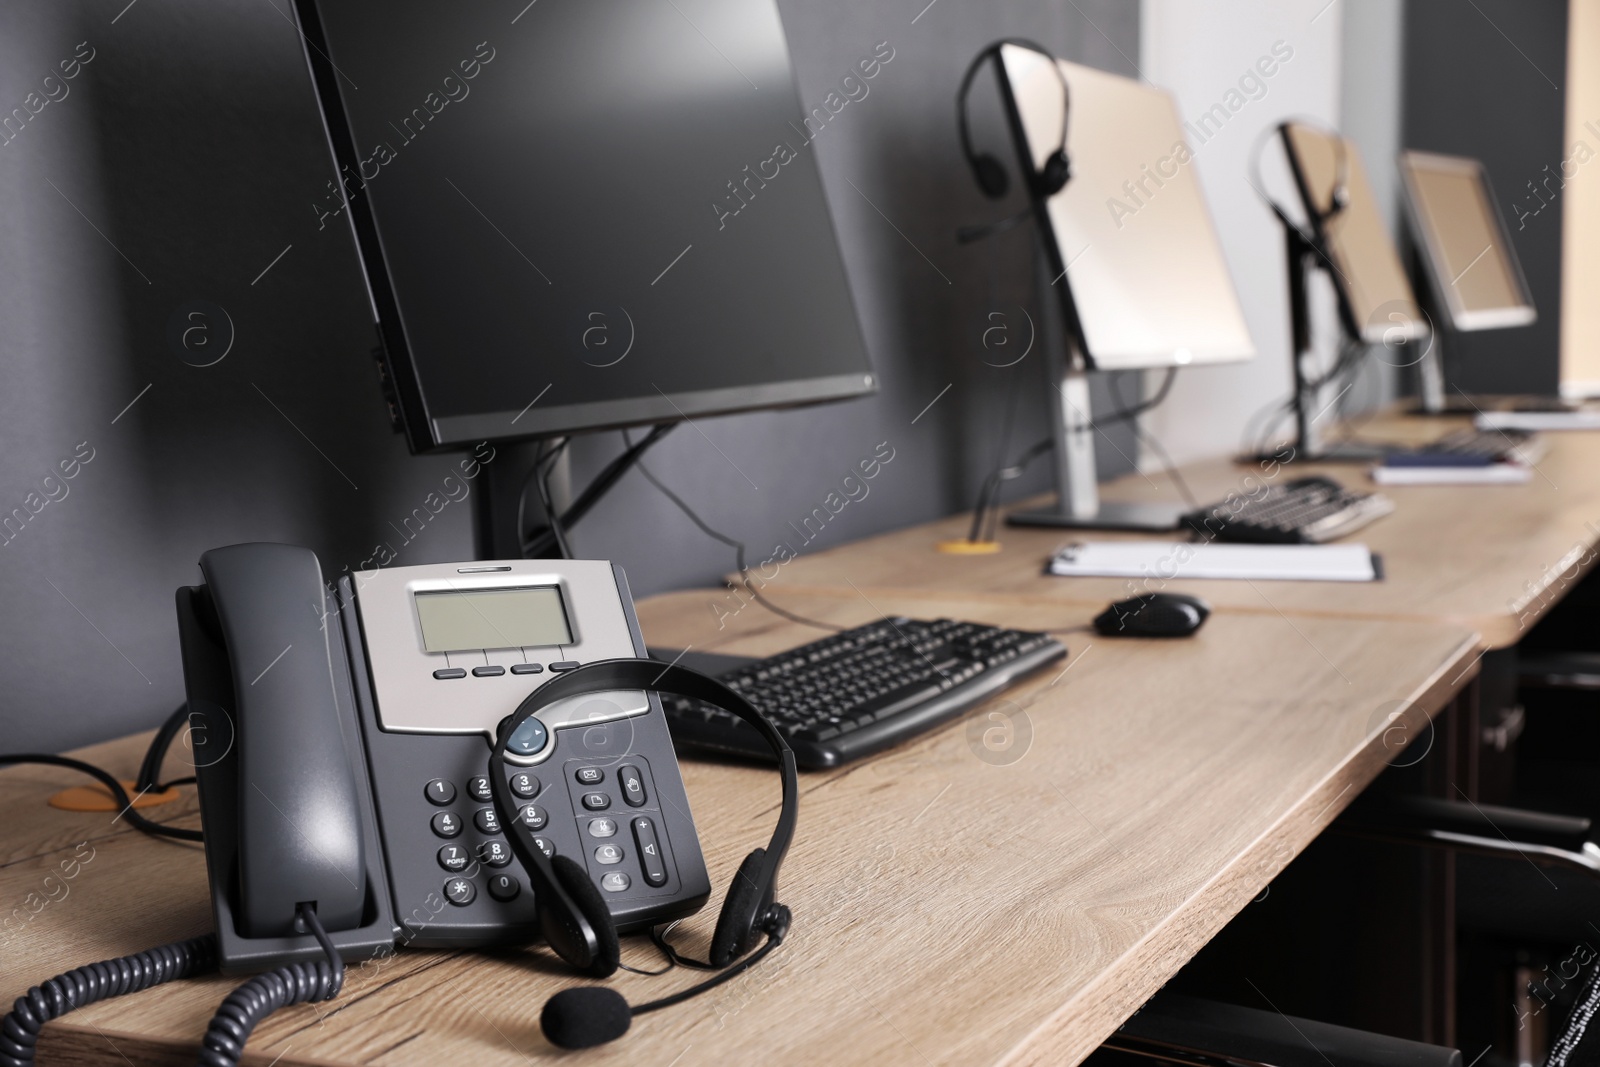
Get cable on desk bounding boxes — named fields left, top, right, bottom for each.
left=0, top=753, right=202, bottom=843
left=197, top=904, right=345, bottom=1067
left=136, top=704, right=198, bottom=794
left=0, top=934, right=218, bottom=1066
left=623, top=430, right=845, bottom=633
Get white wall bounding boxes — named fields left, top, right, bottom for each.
left=1138, top=0, right=1356, bottom=463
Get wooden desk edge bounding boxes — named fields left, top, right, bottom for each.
left=997, top=628, right=1482, bottom=1067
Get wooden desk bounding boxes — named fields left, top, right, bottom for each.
left=3, top=589, right=1478, bottom=1066
left=753, top=415, right=1600, bottom=648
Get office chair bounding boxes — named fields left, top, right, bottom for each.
left=1093, top=990, right=1462, bottom=1067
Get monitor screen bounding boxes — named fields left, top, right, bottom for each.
left=293, top=0, right=874, bottom=452
left=1280, top=122, right=1426, bottom=345
left=1399, top=150, right=1536, bottom=331
left=998, top=47, right=1255, bottom=371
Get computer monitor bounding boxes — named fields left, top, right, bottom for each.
left=291, top=0, right=874, bottom=456
left=992, top=46, right=1253, bottom=531
left=1280, top=122, right=1426, bottom=345
left=999, top=46, right=1255, bottom=371
left=1399, top=150, right=1535, bottom=333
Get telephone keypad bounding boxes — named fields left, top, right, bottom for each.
left=467, top=776, right=493, bottom=802
left=509, top=773, right=540, bottom=799
left=424, top=779, right=456, bottom=805
left=444, top=878, right=476, bottom=906
left=431, top=811, right=462, bottom=838
left=473, top=808, right=502, bottom=834
left=487, top=874, right=521, bottom=901
left=533, top=836, right=555, bottom=858
left=518, top=804, right=547, bottom=830
left=438, top=844, right=470, bottom=872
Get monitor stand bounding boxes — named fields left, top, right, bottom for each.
left=1006, top=255, right=1185, bottom=532
left=1405, top=327, right=1573, bottom=416
left=1247, top=224, right=1388, bottom=465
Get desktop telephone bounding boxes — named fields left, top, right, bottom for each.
left=175, top=542, right=712, bottom=972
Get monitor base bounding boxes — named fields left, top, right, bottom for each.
left=1007, top=500, right=1186, bottom=533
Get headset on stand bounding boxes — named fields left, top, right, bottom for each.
left=489, top=660, right=800, bottom=1050
left=1249, top=118, right=1352, bottom=257
left=956, top=38, right=1073, bottom=244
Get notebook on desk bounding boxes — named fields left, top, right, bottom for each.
left=1048, top=541, right=1382, bottom=582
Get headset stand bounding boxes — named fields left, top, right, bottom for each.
left=1252, top=224, right=1386, bottom=464
left=1008, top=255, right=1185, bottom=532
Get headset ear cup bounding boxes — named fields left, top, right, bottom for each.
left=1038, top=151, right=1071, bottom=196
left=709, top=849, right=768, bottom=968
left=551, top=854, right=620, bottom=978
left=972, top=154, right=1009, bottom=199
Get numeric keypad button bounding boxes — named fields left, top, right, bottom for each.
left=444, top=877, right=476, bottom=905
left=487, top=873, right=521, bottom=901
left=431, top=811, right=462, bottom=838
left=510, top=773, right=540, bottom=799
left=474, top=808, right=502, bottom=834
left=518, top=804, right=547, bottom=831
left=467, top=777, right=493, bottom=802
left=424, top=779, right=456, bottom=805
left=437, top=844, right=470, bottom=872
left=532, top=837, right=555, bottom=858
left=478, top=840, right=513, bottom=868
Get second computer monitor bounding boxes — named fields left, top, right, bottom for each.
left=998, top=46, right=1255, bottom=372
left=1280, top=122, right=1426, bottom=345
left=1399, top=149, right=1536, bottom=332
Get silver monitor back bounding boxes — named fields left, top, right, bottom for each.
left=999, top=46, right=1255, bottom=371
left=1399, top=149, right=1536, bottom=332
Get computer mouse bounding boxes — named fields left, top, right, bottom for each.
left=1092, top=593, right=1210, bottom=637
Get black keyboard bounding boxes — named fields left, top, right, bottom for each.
left=660, top=617, right=1066, bottom=768
left=1385, top=428, right=1546, bottom=467
left=1181, top=475, right=1394, bottom=544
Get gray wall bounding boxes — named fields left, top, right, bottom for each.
left=0, top=0, right=1137, bottom=753
left=1401, top=0, right=1569, bottom=396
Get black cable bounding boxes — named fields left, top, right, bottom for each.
left=534, top=438, right=573, bottom=559
left=623, top=431, right=845, bottom=633
left=521, top=425, right=675, bottom=557
left=198, top=904, right=345, bottom=1067
left=135, top=705, right=194, bottom=794
left=0, top=934, right=218, bottom=1066
left=1108, top=373, right=1198, bottom=509
left=0, top=754, right=202, bottom=842
left=632, top=935, right=784, bottom=1015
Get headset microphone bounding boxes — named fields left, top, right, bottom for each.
left=541, top=905, right=791, bottom=1049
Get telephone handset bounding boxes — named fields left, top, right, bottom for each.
left=177, top=542, right=710, bottom=973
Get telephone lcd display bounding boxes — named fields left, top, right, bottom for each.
left=413, top=586, right=572, bottom=652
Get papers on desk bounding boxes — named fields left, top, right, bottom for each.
left=1047, top=541, right=1381, bottom=582
left=1370, top=463, right=1533, bottom=485
left=1477, top=410, right=1600, bottom=432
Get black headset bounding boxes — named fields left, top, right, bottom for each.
left=957, top=38, right=1072, bottom=243
left=488, top=659, right=798, bottom=1050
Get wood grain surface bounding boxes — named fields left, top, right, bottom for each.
left=1, top=589, right=1478, bottom=1066
left=748, top=413, right=1600, bottom=649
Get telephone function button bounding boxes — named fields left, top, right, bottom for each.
left=618, top=765, right=647, bottom=807
left=478, top=840, right=513, bottom=868
left=444, top=878, right=476, bottom=906
left=474, top=808, right=502, bottom=834
left=581, top=792, right=611, bottom=811
left=519, top=804, right=548, bottom=830
left=509, top=773, right=540, bottom=799
left=587, top=818, right=618, bottom=838
left=467, top=776, right=493, bottom=802
left=510, top=663, right=543, bottom=676
left=431, top=811, right=463, bottom=838
left=433, top=668, right=467, bottom=680
left=575, top=767, right=604, bottom=785
left=424, top=779, right=456, bottom=805
left=600, top=872, right=631, bottom=893
left=505, top=717, right=549, bottom=757
left=532, top=837, right=556, bottom=858
left=472, top=665, right=505, bottom=678
left=550, top=661, right=581, bottom=672
left=437, top=844, right=470, bottom=873
left=632, top=817, right=668, bottom=887
left=487, top=873, right=521, bottom=901
left=594, top=844, right=624, bottom=865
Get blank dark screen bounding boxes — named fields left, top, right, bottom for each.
left=301, top=0, right=873, bottom=445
